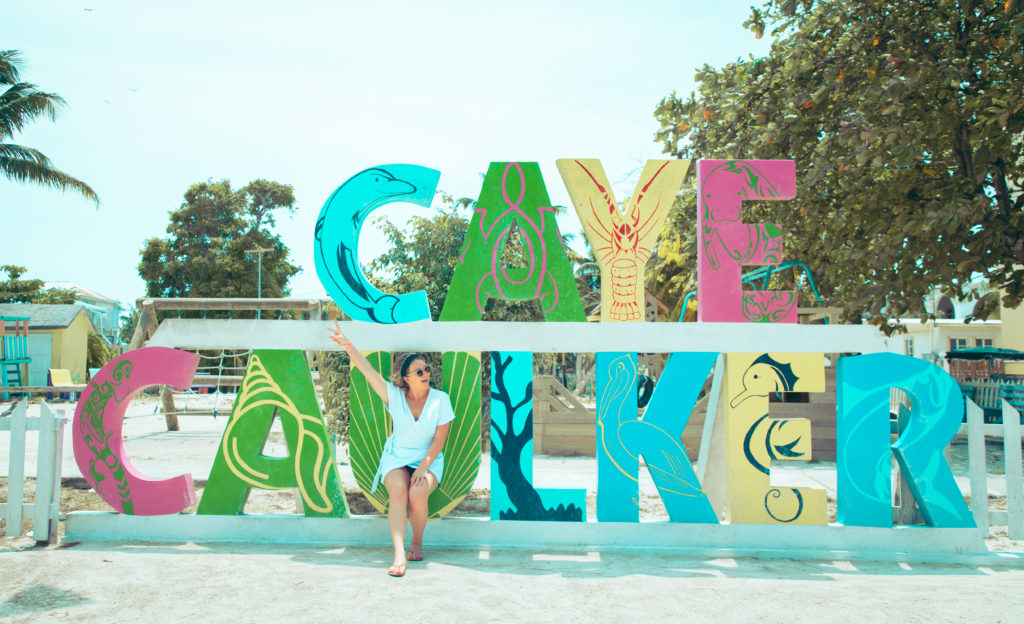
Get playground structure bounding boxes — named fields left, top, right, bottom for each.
left=532, top=374, right=593, bottom=456
left=127, top=297, right=328, bottom=430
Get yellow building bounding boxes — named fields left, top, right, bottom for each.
left=0, top=303, right=96, bottom=384
left=1001, top=297, right=1024, bottom=376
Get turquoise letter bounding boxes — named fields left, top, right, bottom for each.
left=596, top=352, right=719, bottom=522
left=490, top=351, right=586, bottom=520
left=313, top=164, right=438, bottom=323
left=837, top=353, right=973, bottom=527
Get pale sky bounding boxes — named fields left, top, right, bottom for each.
left=1, top=0, right=771, bottom=310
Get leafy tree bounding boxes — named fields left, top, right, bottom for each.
left=645, top=186, right=699, bottom=321
left=138, top=179, right=300, bottom=301
left=0, top=50, right=97, bottom=204
left=0, top=265, right=77, bottom=304
left=118, top=307, right=140, bottom=344
left=87, top=332, right=115, bottom=370
left=368, top=193, right=473, bottom=320
left=653, top=0, right=1024, bottom=326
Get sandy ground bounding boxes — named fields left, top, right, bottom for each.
left=3, top=540, right=1024, bottom=623
left=3, top=395, right=1024, bottom=621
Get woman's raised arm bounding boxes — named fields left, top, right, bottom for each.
left=328, top=322, right=389, bottom=405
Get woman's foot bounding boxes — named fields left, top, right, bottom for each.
left=387, top=560, right=407, bottom=577
left=408, top=544, right=424, bottom=561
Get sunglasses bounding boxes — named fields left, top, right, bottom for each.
left=407, top=365, right=431, bottom=378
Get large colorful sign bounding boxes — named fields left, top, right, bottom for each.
left=72, top=160, right=977, bottom=539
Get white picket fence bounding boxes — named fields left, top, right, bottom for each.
left=0, top=399, right=67, bottom=543
left=966, top=398, right=1024, bottom=539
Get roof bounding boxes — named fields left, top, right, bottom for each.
left=44, top=281, right=119, bottom=304
left=0, top=303, right=96, bottom=330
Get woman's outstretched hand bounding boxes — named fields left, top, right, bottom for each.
left=331, top=322, right=388, bottom=403
left=328, top=321, right=352, bottom=348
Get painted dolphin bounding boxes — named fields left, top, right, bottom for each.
left=313, top=164, right=440, bottom=323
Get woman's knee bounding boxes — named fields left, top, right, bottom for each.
left=384, top=469, right=410, bottom=497
left=409, top=476, right=438, bottom=505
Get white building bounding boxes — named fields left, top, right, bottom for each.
left=888, top=287, right=1024, bottom=378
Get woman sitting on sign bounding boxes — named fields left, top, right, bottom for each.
left=329, top=322, right=454, bottom=578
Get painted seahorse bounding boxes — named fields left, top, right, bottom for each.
left=731, top=354, right=807, bottom=523
left=729, top=353, right=799, bottom=408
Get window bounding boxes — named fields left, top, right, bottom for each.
left=904, top=340, right=914, bottom=356
left=949, top=338, right=968, bottom=351
left=976, top=338, right=993, bottom=348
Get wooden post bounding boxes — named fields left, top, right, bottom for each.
left=128, top=299, right=157, bottom=351
left=161, top=386, right=180, bottom=431
left=138, top=297, right=323, bottom=312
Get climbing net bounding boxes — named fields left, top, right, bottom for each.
left=151, top=348, right=253, bottom=419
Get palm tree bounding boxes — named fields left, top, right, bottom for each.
left=1, top=49, right=97, bottom=204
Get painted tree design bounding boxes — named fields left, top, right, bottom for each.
left=490, top=352, right=582, bottom=521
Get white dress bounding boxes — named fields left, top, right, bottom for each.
left=371, top=382, right=456, bottom=492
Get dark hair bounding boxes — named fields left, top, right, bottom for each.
left=391, top=352, right=427, bottom=389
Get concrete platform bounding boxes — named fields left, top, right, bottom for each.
left=64, top=512, right=1024, bottom=568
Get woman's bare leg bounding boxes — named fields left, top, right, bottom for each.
left=384, top=468, right=411, bottom=572
left=408, top=471, right=439, bottom=560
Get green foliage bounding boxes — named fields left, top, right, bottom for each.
left=0, top=265, right=78, bottom=304
left=33, top=286, right=79, bottom=304
left=138, top=179, right=300, bottom=304
left=368, top=194, right=470, bottom=320
left=316, top=351, right=351, bottom=444
left=86, top=332, right=114, bottom=370
left=0, top=50, right=97, bottom=204
left=653, top=0, right=1024, bottom=325
left=118, top=308, right=139, bottom=344
left=645, top=185, right=700, bottom=321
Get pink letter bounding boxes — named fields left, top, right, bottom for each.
left=73, top=347, right=199, bottom=515
left=697, top=160, right=797, bottom=323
